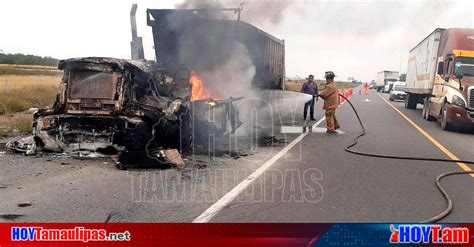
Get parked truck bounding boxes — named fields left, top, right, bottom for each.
left=376, top=70, right=399, bottom=92
left=404, top=28, right=474, bottom=131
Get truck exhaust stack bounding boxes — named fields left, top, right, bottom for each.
left=130, top=4, right=144, bottom=60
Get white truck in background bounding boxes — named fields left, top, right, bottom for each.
left=404, top=28, right=474, bottom=131
left=376, top=71, right=399, bottom=92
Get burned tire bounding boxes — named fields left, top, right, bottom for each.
left=440, top=104, right=453, bottom=131
left=404, top=93, right=417, bottom=109
left=122, top=122, right=153, bottom=152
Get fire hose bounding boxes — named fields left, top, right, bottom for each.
left=326, top=93, right=474, bottom=223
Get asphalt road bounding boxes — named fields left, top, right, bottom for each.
left=208, top=88, right=474, bottom=223
left=1, top=87, right=473, bottom=222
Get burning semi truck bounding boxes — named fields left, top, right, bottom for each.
left=8, top=57, right=242, bottom=167
left=8, top=58, right=192, bottom=166
left=8, top=7, right=286, bottom=167
left=404, top=28, right=474, bottom=131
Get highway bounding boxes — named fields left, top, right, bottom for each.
left=1, top=87, right=473, bottom=223
left=201, top=87, right=474, bottom=223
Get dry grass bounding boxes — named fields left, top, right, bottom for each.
left=285, top=79, right=354, bottom=92
left=0, top=65, right=61, bottom=135
left=0, top=74, right=60, bottom=114
left=0, top=64, right=61, bottom=76
left=0, top=113, right=33, bottom=137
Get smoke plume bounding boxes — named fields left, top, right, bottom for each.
left=165, top=13, right=256, bottom=99
left=170, top=0, right=295, bottom=142
left=175, top=0, right=294, bottom=26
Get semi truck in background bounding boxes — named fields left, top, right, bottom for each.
left=376, top=70, right=399, bottom=92
left=404, top=28, right=474, bottom=131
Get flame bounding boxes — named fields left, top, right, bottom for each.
left=189, top=71, right=219, bottom=101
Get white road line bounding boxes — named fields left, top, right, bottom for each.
left=193, top=95, right=352, bottom=223
left=192, top=117, right=325, bottom=223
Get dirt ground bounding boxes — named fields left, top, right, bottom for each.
left=0, top=130, right=299, bottom=222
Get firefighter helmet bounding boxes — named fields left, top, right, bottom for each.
left=325, top=71, right=336, bottom=79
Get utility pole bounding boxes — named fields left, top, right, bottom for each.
left=398, top=42, right=404, bottom=73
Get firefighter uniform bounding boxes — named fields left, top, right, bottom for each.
left=320, top=72, right=340, bottom=133
left=364, top=83, right=369, bottom=95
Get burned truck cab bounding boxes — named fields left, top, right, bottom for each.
left=33, top=57, right=191, bottom=157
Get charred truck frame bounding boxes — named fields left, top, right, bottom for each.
left=9, top=7, right=286, bottom=167
left=29, top=58, right=191, bottom=165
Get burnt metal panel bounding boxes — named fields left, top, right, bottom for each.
left=147, top=9, right=285, bottom=89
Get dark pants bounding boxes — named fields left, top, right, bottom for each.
left=304, top=97, right=315, bottom=119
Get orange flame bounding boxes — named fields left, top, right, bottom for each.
left=189, top=71, right=219, bottom=101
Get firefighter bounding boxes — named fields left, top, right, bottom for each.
left=319, top=71, right=340, bottom=133
left=364, top=82, right=369, bottom=95
left=301, top=74, right=318, bottom=120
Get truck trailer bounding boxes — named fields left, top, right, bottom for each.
left=147, top=9, right=285, bottom=89
left=404, top=28, right=474, bottom=130
left=376, top=70, right=399, bottom=92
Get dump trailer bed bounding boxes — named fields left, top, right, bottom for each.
left=147, top=9, right=285, bottom=89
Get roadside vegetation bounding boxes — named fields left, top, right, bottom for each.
left=0, top=53, right=59, bottom=67
left=0, top=64, right=60, bottom=137
left=0, top=64, right=62, bottom=76
left=285, top=79, right=355, bottom=92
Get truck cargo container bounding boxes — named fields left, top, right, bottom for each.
left=376, top=70, right=399, bottom=92
left=147, top=9, right=285, bottom=89
left=404, top=28, right=474, bottom=130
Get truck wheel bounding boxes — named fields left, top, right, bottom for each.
left=440, top=104, right=453, bottom=131
left=278, top=77, right=284, bottom=90
left=405, top=93, right=417, bottom=109
left=411, top=94, right=418, bottom=108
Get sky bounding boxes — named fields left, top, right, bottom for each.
left=0, top=0, right=473, bottom=82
